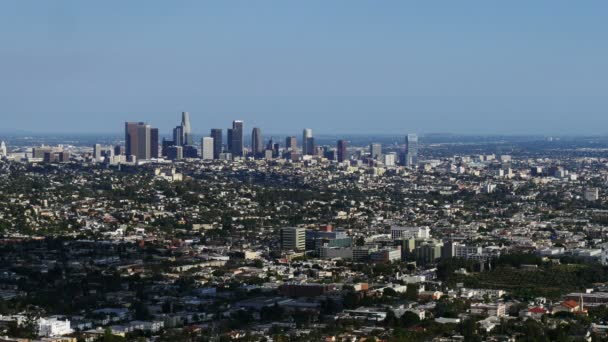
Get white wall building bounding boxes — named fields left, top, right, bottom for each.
left=384, top=153, right=396, bottom=167
left=38, top=317, right=73, bottom=337
left=201, top=137, right=214, bottom=160
left=391, top=226, right=430, bottom=240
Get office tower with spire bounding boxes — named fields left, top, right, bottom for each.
left=370, top=143, right=382, bottom=161
left=181, top=111, right=193, bottom=146
left=210, top=129, right=223, bottom=159
left=231, top=120, right=244, bottom=157
left=337, top=140, right=347, bottom=162
left=251, top=127, right=263, bottom=157
left=302, top=128, right=314, bottom=155
left=125, top=122, right=152, bottom=161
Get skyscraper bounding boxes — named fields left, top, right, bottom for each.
left=166, top=145, right=183, bottom=160
left=0, top=141, right=6, bottom=157
left=210, top=129, right=223, bottom=159
left=285, top=136, right=297, bottom=150
left=227, top=129, right=233, bottom=153
left=173, top=126, right=184, bottom=147
left=337, top=140, right=347, bottom=163
left=181, top=112, right=193, bottom=146
left=405, top=133, right=419, bottom=166
left=137, top=123, right=151, bottom=161
left=370, top=143, right=382, bottom=161
left=125, top=122, right=152, bottom=161
left=302, top=128, right=314, bottom=155
left=251, top=127, right=263, bottom=157
left=93, top=144, right=102, bottom=161
left=231, top=120, right=244, bottom=157
left=201, top=137, right=214, bottom=160
left=150, top=128, right=159, bottom=159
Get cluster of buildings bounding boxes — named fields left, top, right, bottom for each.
left=1, top=129, right=608, bottom=340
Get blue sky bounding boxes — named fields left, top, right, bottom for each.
left=1, top=1, right=607, bottom=135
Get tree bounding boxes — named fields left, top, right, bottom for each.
left=399, top=311, right=420, bottom=328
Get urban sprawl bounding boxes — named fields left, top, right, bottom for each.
left=0, top=112, right=608, bottom=342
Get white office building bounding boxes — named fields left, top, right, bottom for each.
left=384, top=152, right=396, bottom=167
left=391, top=226, right=430, bottom=240
left=38, top=317, right=73, bottom=337
left=281, top=227, right=306, bottom=251
left=201, top=137, right=214, bottom=160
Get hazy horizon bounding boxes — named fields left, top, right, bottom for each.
left=2, top=1, right=607, bottom=135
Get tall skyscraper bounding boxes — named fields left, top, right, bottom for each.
left=210, top=129, right=223, bottom=159
left=114, top=145, right=125, bottom=156
left=405, top=133, right=419, bottom=166
left=161, top=139, right=173, bottom=157
left=93, top=144, right=102, bottom=161
left=227, top=129, right=233, bottom=153
left=125, top=122, right=152, bottom=161
left=137, top=123, right=151, bottom=161
left=0, top=141, right=6, bottom=157
left=302, top=128, right=314, bottom=155
left=173, top=126, right=184, bottom=147
left=337, top=140, right=347, bottom=163
left=150, top=128, right=159, bottom=159
left=285, top=136, right=297, bottom=150
left=231, top=120, right=244, bottom=157
left=370, top=143, right=382, bottom=161
left=251, top=127, right=263, bottom=157
left=201, top=137, right=214, bottom=160
left=181, top=112, right=193, bottom=146
left=166, top=145, right=183, bottom=160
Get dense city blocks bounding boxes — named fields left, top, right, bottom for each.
left=0, top=132, right=608, bottom=341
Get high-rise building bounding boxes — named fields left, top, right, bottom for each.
left=251, top=127, right=263, bottom=157
left=201, top=137, right=214, bottom=160
left=181, top=112, right=193, bottom=146
left=161, top=139, right=173, bottom=157
left=370, top=143, right=382, bottom=161
left=0, top=141, right=6, bottom=157
left=137, top=123, right=151, bottom=160
left=166, top=146, right=183, bottom=160
left=182, top=145, right=198, bottom=158
left=210, top=129, right=223, bottom=159
left=227, top=129, right=233, bottom=153
left=337, top=140, right=347, bottom=163
left=150, top=128, right=159, bottom=159
left=281, top=227, right=306, bottom=251
left=93, top=144, right=102, bottom=161
left=114, top=145, right=125, bottom=156
left=404, top=133, right=419, bottom=166
left=173, top=125, right=184, bottom=147
left=302, top=129, right=314, bottom=155
left=285, top=136, right=297, bottom=150
left=125, top=122, right=152, bottom=161
left=384, top=152, right=396, bottom=166
left=231, top=120, right=244, bottom=157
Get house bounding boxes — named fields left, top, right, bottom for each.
left=525, top=307, right=548, bottom=320
left=553, top=299, right=587, bottom=315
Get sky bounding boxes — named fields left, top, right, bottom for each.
left=1, top=1, right=607, bottom=135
